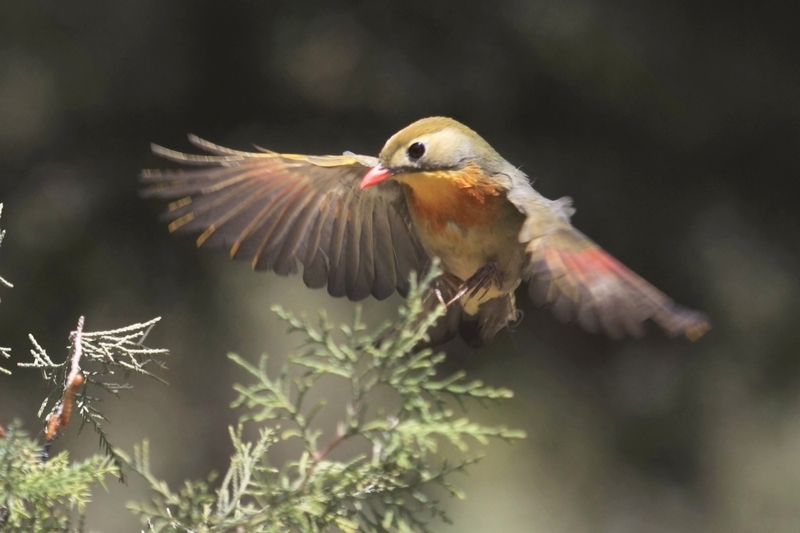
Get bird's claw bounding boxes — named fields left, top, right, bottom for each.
left=434, top=288, right=447, bottom=307
left=447, top=262, right=503, bottom=307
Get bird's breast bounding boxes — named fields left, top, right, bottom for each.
left=397, top=166, right=506, bottom=231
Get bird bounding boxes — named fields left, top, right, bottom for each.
left=141, top=117, right=710, bottom=347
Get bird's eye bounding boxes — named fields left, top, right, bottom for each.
left=407, top=142, right=426, bottom=160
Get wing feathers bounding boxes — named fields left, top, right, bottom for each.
left=344, top=191, right=365, bottom=299
left=509, top=183, right=709, bottom=340
left=327, top=182, right=356, bottom=298
left=371, top=202, right=396, bottom=300
left=248, top=180, right=311, bottom=267
left=143, top=137, right=426, bottom=300
left=348, top=192, right=375, bottom=301
left=524, top=228, right=709, bottom=339
left=303, top=198, right=336, bottom=289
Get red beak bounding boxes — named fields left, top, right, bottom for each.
left=360, top=164, right=393, bottom=189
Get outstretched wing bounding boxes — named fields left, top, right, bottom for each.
left=141, top=135, right=428, bottom=300
left=508, top=186, right=710, bottom=340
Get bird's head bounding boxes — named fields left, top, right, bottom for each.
left=359, top=117, right=506, bottom=189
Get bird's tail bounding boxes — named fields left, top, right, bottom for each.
left=418, top=277, right=517, bottom=349
left=375, top=275, right=518, bottom=350
left=457, top=292, right=518, bottom=348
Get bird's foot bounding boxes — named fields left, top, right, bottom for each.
left=447, top=262, right=502, bottom=306
left=430, top=273, right=460, bottom=307
left=434, top=288, right=447, bottom=306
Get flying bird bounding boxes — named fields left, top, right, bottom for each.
left=141, top=117, right=710, bottom=346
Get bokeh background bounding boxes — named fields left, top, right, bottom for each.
left=1, top=1, right=798, bottom=531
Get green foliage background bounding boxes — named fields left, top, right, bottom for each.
left=1, top=245, right=524, bottom=532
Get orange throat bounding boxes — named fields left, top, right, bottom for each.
left=396, top=163, right=504, bottom=231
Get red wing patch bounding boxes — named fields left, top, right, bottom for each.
left=526, top=229, right=710, bottom=340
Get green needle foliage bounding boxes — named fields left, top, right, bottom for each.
left=2, top=199, right=524, bottom=532
left=123, top=264, right=525, bottom=533
left=0, top=422, right=118, bottom=532
left=19, top=317, right=169, bottom=477
left=1, top=204, right=170, bottom=531
left=0, top=316, right=169, bottom=532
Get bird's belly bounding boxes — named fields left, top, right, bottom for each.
left=413, top=210, right=525, bottom=314
left=419, top=223, right=506, bottom=278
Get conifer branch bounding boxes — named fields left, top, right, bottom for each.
left=124, top=263, right=525, bottom=532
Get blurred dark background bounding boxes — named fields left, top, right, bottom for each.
left=1, top=1, right=798, bottom=531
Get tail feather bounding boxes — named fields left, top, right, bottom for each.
left=380, top=275, right=518, bottom=350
